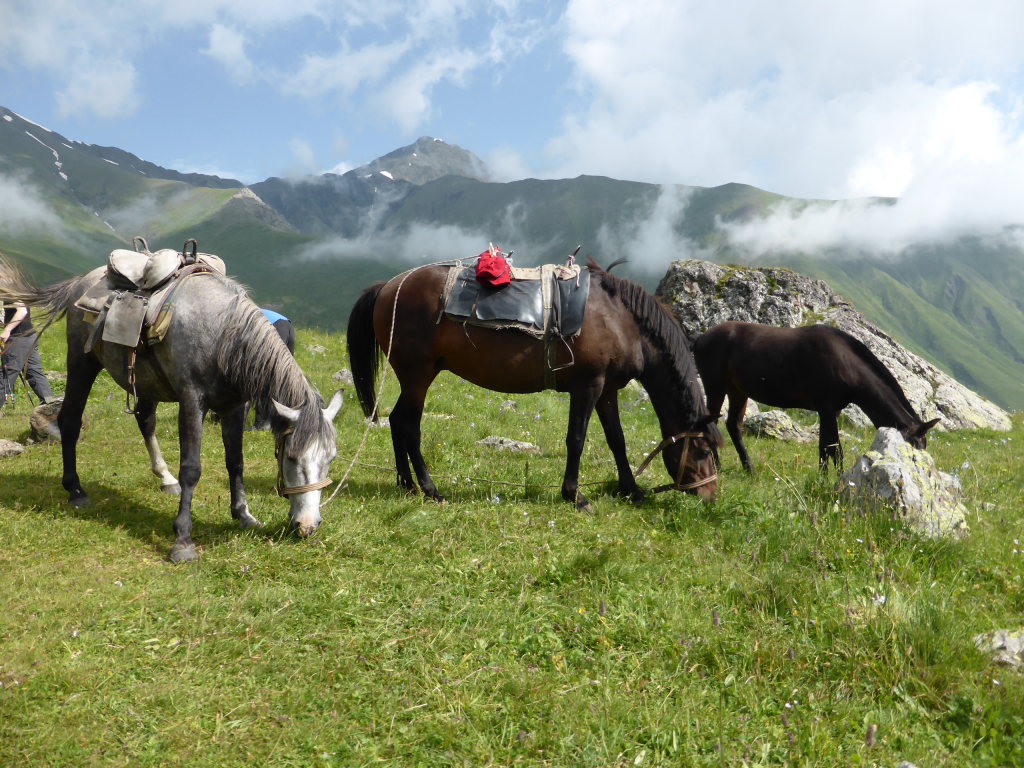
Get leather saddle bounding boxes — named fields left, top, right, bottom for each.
left=442, top=262, right=591, bottom=339
left=74, top=238, right=226, bottom=351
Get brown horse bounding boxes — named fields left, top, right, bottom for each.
left=692, top=321, right=940, bottom=471
left=347, top=262, right=722, bottom=509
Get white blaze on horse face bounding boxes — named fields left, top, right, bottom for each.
left=284, top=424, right=338, bottom=538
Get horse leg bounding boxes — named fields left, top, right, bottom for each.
left=391, top=389, right=445, bottom=502
left=220, top=403, right=261, bottom=529
left=703, top=386, right=726, bottom=470
left=169, top=395, right=205, bottom=563
left=726, top=393, right=754, bottom=472
left=58, top=355, right=102, bottom=508
left=595, top=389, right=644, bottom=503
left=818, top=410, right=843, bottom=471
left=562, top=386, right=601, bottom=512
left=133, top=398, right=180, bottom=495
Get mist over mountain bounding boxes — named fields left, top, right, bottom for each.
left=1, top=104, right=1021, bottom=410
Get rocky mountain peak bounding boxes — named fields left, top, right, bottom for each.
left=356, top=136, right=490, bottom=185
left=657, top=258, right=1011, bottom=432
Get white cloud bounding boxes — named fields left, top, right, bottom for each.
left=55, top=61, right=140, bottom=119
left=0, top=173, right=64, bottom=233
left=551, top=0, right=1024, bottom=238
left=205, top=24, right=254, bottom=84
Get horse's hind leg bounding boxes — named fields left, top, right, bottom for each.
left=169, top=396, right=205, bottom=563
left=391, top=389, right=444, bottom=502
left=133, top=399, right=180, bottom=495
left=726, top=393, right=754, bottom=472
left=817, top=410, right=843, bottom=471
left=220, top=403, right=261, bottom=529
left=58, top=355, right=102, bottom=508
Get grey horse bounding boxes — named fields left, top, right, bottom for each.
left=0, top=257, right=343, bottom=562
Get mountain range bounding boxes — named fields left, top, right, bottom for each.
left=2, top=104, right=1022, bottom=411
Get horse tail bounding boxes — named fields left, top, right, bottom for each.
left=347, top=282, right=385, bottom=420
left=0, top=256, right=90, bottom=333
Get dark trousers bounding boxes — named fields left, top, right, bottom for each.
left=1, top=332, right=55, bottom=405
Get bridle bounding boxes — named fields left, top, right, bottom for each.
left=274, top=426, right=333, bottom=497
left=634, top=430, right=718, bottom=494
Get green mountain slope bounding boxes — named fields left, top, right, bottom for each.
left=3, top=106, right=1021, bottom=409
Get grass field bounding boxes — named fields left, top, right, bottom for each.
left=1, top=325, right=1022, bottom=767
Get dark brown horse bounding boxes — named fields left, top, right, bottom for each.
left=347, top=262, right=722, bottom=509
left=692, top=321, right=940, bottom=471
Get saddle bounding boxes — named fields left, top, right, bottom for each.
left=442, top=261, right=591, bottom=339
left=74, top=237, right=226, bottom=351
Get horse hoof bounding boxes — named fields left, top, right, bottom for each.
left=237, top=511, right=262, bottom=529
left=169, top=543, right=199, bottom=563
left=576, top=498, right=596, bottom=514
left=161, top=483, right=181, bottom=496
left=69, top=494, right=91, bottom=509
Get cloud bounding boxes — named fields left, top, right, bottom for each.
left=549, top=0, right=1024, bottom=244
left=593, top=185, right=709, bottom=272
left=0, top=172, right=64, bottom=234
left=296, top=221, right=491, bottom=265
left=55, top=61, right=140, bottom=119
left=204, top=24, right=255, bottom=84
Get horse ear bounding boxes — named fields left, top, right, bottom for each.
left=272, top=399, right=301, bottom=424
left=919, top=417, right=941, bottom=435
left=323, top=389, right=344, bottom=421
left=698, top=413, right=721, bottom=429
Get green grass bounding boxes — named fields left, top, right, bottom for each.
left=1, top=326, right=1022, bottom=767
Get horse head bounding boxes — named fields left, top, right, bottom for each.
left=902, top=417, right=941, bottom=449
left=659, top=414, right=723, bottom=502
left=272, top=389, right=344, bottom=536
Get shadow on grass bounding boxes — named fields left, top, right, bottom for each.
left=0, top=469, right=302, bottom=560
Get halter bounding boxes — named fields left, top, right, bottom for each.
left=274, top=426, right=333, bottom=497
left=634, top=430, right=718, bottom=494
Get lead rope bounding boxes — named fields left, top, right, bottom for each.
left=320, top=260, right=463, bottom=508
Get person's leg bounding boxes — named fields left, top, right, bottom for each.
left=274, top=319, right=296, bottom=354
left=1, top=335, right=31, bottom=407
left=21, top=335, right=55, bottom=403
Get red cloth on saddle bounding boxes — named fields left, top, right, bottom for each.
left=475, top=250, right=511, bottom=287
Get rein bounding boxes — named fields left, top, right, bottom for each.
left=633, top=430, right=718, bottom=494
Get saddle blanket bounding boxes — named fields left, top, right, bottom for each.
left=442, top=263, right=591, bottom=339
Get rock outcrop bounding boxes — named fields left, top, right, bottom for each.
left=840, top=428, right=969, bottom=538
left=657, top=259, right=1011, bottom=432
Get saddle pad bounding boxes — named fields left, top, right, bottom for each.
left=443, top=265, right=590, bottom=338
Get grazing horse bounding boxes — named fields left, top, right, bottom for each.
left=692, top=321, right=940, bottom=471
left=347, top=261, right=722, bottom=509
left=0, top=257, right=343, bottom=562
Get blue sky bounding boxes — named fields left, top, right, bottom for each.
left=3, top=0, right=1024, bottom=250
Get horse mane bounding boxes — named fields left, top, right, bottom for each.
left=834, top=326, right=919, bottom=418
left=588, top=261, right=706, bottom=416
left=207, top=277, right=328, bottom=455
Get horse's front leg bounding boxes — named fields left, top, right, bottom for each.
left=169, top=396, right=205, bottom=563
left=595, top=389, right=644, bottom=503
left=562, top=387, right=601, bottom=512
left=133, top=398, right=180, bottom=495
left=58, top=355, right=102, bottom=508
left=220, top=403, right=261, bottom=529
left=817, top=410, right=843, bottom=471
